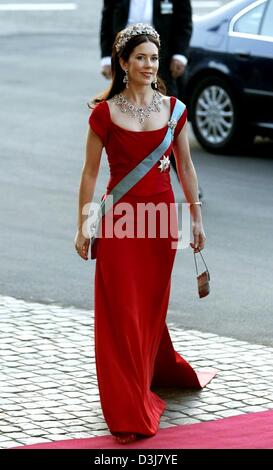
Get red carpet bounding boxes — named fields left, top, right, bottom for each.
left=16, top=410, right=273, bottom=449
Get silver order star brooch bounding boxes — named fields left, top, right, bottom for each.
left=158, top=155, right=170, bottom=172
left=168, top=118, right=177, bottom=136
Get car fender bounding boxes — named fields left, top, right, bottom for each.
left=184, top=55, right=245, bottom=117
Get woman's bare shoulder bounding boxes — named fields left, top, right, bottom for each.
left=160, top=95, right=172, bottom=113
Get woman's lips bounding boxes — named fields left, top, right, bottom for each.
left=142, top=73, right=153, bottom=78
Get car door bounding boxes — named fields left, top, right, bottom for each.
left=227, top=0, right=273, bottom=124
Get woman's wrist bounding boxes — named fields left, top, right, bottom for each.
left=78, top=213, right=89, bottom=233
left=190, top=205, right=202, bottom=223
left=192, top=216, right=202, bottom=225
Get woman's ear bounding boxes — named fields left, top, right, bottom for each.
left=119, top=57, right=127, bottom=72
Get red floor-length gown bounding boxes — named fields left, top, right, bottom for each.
left=89, top=96, right=215, bottom=437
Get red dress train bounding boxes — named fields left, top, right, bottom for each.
left=89, top=97, right=215, bottom=437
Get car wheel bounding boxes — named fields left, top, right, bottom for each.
left=190, top=77, right=251, bottom=153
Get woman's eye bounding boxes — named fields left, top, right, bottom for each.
left=136, top=56, right=158, bottom=61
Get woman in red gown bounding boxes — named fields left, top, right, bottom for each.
left=75, top=24, right=215, bottom=444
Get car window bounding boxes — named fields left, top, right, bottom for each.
left=260, top=0, right=273, bottom=36
left=233, top=2, right=266, bottom=34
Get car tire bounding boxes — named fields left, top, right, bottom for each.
left=190, top=76, right=253, bottom=154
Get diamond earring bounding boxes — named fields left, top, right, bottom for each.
left=153, top=77, right=158, bottom=89
left=123, top=70, right=129, bottom=88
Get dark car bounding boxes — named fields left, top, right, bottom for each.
left=183, top=0, right=273, bottom=153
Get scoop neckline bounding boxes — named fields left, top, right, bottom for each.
left=104, top=97, right=174, bottom=133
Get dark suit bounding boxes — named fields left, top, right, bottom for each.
left=100, top=0, right=192, bottom=96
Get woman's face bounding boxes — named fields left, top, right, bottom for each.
left=122, top=41, right=159, bottom=87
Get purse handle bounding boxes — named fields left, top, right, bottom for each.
left=193, top=249, right=209, bottom=276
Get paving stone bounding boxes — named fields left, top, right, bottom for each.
left=3, top=412, right=31, bottom=421
left=16, top=384, right=42, bottom=392
left=1, top=405, right=23, bottom=412
left=0, top=426, right=22, bottom=433
left=18, top=402, right=46, bottom=410
left=65, top=432, right=92, bottom=439
left=171, top=417, right=200, bottom=425
left=223, top=401, right=245, bottom=409
left=43, top=427, right=68, bottom=435
left=67, top=411, right=99, bottom=419
left=241, top=397, right=271, bottom=406
left=62, top=392, right=84, bottom=398
left=7, top=372, right=37, bottom=379
left=17, top=426, right=43, bottom=435
left=193, top=414, right=222, bottom=422
left=45, top=412, right=77, bottom=420
left=179, top=400, right=205, bottom=409
left=205, top=388, right=230, bottom=395
left=0, top=441, right=21, bottom=449
left=81, top=417, right=105, bottom=425
left=0, top=386, right=25, bottom=394
left=209, top=364, right=235, bottom=371
left=3, top=432, right=31, bottom=440
left=24, top=414, right=51, bottom=422
left=0, top=435, right=16, bottom=442
left=86, top=429, right=109, bottom=436
left=252, top=385, right=273, bottom=392
left=178, top=407, right=207, bottom=417
left=159, top=422, right=174, bottom=429
left=65, top=426, right=91, bottom=433
left=15, top=437, right=52, bottom=446
left=261, top=402, right=273, bottom=409
left=62, top=405, right=92, bottom=413
left=227, top=393, right=257, bottom=401
left=165, top=404, right=186, bottom=412
left=201, top=404, right=227, bottom=413
left=199, top=396, right=228, bottom=405
left=164, top=411, right=186, bottom=419
left=226, top=386, right=251, bottom=394
left=216, top=409, right=245, bottom=418
left=239, top=406, right=270, bottom=413
left=85, top=422, right=109, bottom=431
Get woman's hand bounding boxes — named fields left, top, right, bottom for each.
left=74, top=229, right=90, bottom=261
left=190, top=221, right=206, bottom=252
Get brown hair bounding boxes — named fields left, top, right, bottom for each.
left=89, top=32, right=166, bottom=108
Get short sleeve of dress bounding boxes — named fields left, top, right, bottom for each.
left=88, top=101, right=108, bottom=146
left=174, top=100, right=188, bottom=140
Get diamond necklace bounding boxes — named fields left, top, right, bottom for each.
left=112, top=91, right=162, bottom=124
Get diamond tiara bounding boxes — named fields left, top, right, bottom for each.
left=115, top=23, right=160, bottom=54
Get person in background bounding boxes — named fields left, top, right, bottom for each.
left=99, top=0, right=203, bottom=199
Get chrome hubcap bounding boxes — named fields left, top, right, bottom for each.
left=195, top=85, right=234, bottom=144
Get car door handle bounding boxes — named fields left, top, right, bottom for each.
left=234, top=51, right=251, bottom=60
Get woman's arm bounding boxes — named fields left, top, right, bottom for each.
left=173, top=122, right=206, bottom=251
left=75, top=127, right=103, bottom=260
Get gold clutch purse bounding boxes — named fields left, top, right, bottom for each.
left=194, top=249, right=210, bottom=299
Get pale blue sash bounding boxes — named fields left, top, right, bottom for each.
left=91, top=99, right=185, bottom=242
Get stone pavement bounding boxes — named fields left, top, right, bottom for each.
left=1, top=295, right=273, bottom=449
